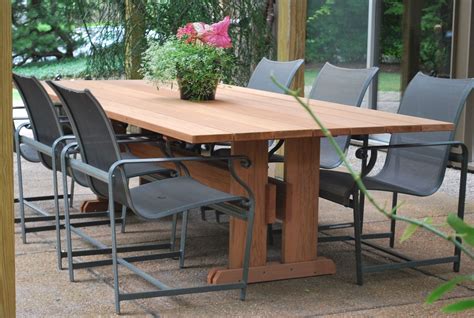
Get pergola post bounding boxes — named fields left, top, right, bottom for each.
left=0, top=0, right=16, bottom=315
left=125, top=0, right=146, bottom=79
left=274, top=0, right=307, bottom=178
left=451, top=0, right=474, bottom=169
left=277, top=0, right=307, bottom=94
left=401, top=0, right=424, bottom=92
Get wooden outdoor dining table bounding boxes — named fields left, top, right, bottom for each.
left=46, top=80, right=454, bottom=285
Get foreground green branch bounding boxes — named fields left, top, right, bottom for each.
left=272, top=77, right=474, bottom=312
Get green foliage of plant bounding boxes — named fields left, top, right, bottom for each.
left=272, top=77, right=474, bottom=314
left=306, top=0, right=453, bottom=76
left=306, top=0, right=368, bottom=64
left=12, top=0, right=87, bottom=66
left=86, top=0, right=273, bottom=84
left=142, top=39, right=233, bottom=101
left=13, top=57, right=88, bottom=80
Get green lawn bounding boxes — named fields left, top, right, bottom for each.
left=13, top=89, right=21, bottom=103
left=305, top=68, right=401, bottom=92
left=12, top=58, right=401, bottom=105
left=13, top=57, right=88, bottom=80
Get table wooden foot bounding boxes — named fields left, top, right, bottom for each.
left=207, top=258, right=336, bottom=284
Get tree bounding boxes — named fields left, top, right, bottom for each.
left=12, top=0, right=86, bottom=66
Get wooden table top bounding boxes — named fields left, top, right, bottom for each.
left=46, top=80, right=454, bottom=144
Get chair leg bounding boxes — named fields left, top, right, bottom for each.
left=61, top=162, right=75, bottom=282
left=353, top=191, right=364, bottom=286
left=109, top=198, right=121, bottom=314
left=52, top=157, right=63, bottom=270
left=389, top=192, right=398, bottom=248
left=69, top=178, right=75, bottom=208
left=359, top=191, right=365, bottom=233
left=15, top=135, right=27, bottom=244
left=240, top=204, right=255, bottom=301
left=179, top=211, right=189, bottom=269
left=170, top=213, right=178, bottom=251
left=200, top=207, right=207, bottom=221
left=454, top=150, right=468, bottom=272
left=120, top=205, right=127, bottom=234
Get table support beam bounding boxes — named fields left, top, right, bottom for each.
left=229, top=140, right=269, bottom=268
left=282, top=137, right=319, bottom=263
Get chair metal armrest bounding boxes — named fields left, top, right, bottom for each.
left=15, top=122, right=31, bottom=134
left=356, top=141, right=467, bottom=157
left=108, top=155, right=254, bottom=204
left=355, top=141, right=468, bottom=176
left=268, top=140, right=284, bottom=159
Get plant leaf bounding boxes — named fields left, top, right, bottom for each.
left=400, top=223, right=419, bottom=243
left=442, top=299, right=474, bottom=313
left=447, top=213, right=474, bottom=246
left=400, top=217, right=432, bottom=243
left=426, top=275, right=473, bottom=304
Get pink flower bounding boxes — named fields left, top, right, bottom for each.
left=201, top=16, right=232, bottom=49
left=177, top=23, right=197, bottom=43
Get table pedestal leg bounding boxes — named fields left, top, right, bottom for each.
left=208, top=138, right=335, bottom=284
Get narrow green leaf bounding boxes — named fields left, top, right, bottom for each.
left=400, top=217, right=432, bottom=243
left=426, top=275, right=472, bottom=304
left=442, top=299, right=474, bottom=313
left=400, top=223, right=419, bottom=243
left=447, top=214, right=474, bottom=247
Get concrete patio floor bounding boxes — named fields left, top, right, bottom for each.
left=14, top=148, right=474, bottom=317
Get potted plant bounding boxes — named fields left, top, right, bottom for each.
left=142, top=17, right=234, bottom=101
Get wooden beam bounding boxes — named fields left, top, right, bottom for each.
left=277, top=0, right=307, bottom=94
left=0, top=0, right=16, bottom=315
left=125, top=0, right=146, bottom=79
left=451, top=0, right=474, bottom=168
left=401, top=0, right=424, bottom=92
left=275, top=0, right=308, bottom=178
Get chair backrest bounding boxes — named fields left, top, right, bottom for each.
left=247, top=57, right=304, bottom=93
left=310, top=63, right=379, bottom=169
left=13, top=74, right=63, bottom=169
left=47, top=81, right=131, bottom=207
left=382, top=72, right=473, bottom=196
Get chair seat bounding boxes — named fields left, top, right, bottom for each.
left=319, top=170, right=355, bottom=207
left=19, top=143, right=40, bottom=162
left=130, top=176, right=243, bottom=219
left=121, top=152, right=173, bottom=178
left=320, top=169, right=430, bottom=207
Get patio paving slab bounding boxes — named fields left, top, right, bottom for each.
left=14, top=153, right=474, bottom=317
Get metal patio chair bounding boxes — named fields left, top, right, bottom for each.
left=48, top=81, right=255, bottom=314
left=13, top=74, right=171, bottom=271
left=318, top=72, right=473, bottom=285
left=13, top=74, right=87, bottom=246
left=268, top=62, right=379, bottom=164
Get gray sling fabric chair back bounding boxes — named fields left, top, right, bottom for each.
left=319, top=72, right=473, bottom=285
left=13, top=74, right=68, bottom=170
left=12, top=74, right=88, bottom=246
left=310, top=63, right=379, bottom=169
left=48, top=81, right=255, bottom=314
left=247, top=57, right=304, bottom=93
